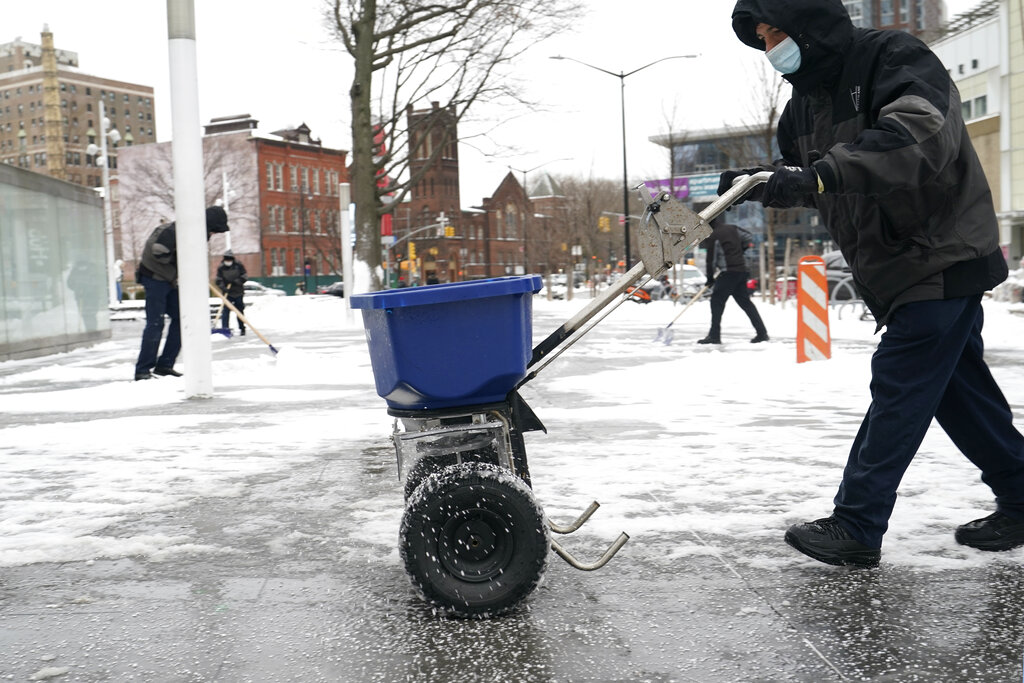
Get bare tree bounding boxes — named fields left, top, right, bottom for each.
left=712, top=58, right=788, bottom=302
left=117, top=133, right=260, bottom=276
left=329, top=0, right=583, bottom=288
left=527, top=174, right=620, bottom=279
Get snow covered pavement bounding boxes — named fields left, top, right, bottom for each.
left=2, top=292, right=1024, bottom=681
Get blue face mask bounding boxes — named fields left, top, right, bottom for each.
left=766, top=36, right=802, bottom=74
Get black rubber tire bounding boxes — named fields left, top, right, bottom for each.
left=400, top=462, right=549, bottom=617
left=403, top=453, right=457, bottom=500
left=402, top=443, right=500, bottom=500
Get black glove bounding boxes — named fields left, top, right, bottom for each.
left=717, top=167, right=770, bottom=204
left=705, top=278, right=715, bottom=287
left=762, top=166, right=818, bottom=208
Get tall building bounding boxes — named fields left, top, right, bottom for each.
left=0, top=30, right=156, bottom=187
left=843, top=0, right=948, bottom=40
left=930, top=0, right=1022, bottom=263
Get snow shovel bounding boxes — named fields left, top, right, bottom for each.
left=654, top=284, right=709, bottom=345
left=210, top=299, right=232, bottom=337
left=209, top=283, right=278, bottom=355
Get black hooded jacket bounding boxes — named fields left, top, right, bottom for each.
left=732, top=0, right=1006, bottom=326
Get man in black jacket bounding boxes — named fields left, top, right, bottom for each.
left=698, top=216, right=768, bottom=344
left=722, top=0, right=1024, bottom=566
left=215, top=250, right=248, bottom=336
left=133, top=207, right=229, bottom=380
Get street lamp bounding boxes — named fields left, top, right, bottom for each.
left=295, top=183, right=313, bottom=294
left=549, top=54, right=698, bottom=270
left=509, top=157, right=569, bottom=276
left=86, top=99, right=121, bottom=306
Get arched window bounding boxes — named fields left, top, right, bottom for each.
left=505, top=204, right=517, bottom=239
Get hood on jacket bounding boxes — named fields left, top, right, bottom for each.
left=731, top=0, right=855, bottom=93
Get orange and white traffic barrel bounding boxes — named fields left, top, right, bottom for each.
left=796, top=255, right=831, bottom=363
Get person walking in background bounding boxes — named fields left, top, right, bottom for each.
left=215, top=250, right=247, bottom=336
left=697, top=215, right=768, bottom=345
left=723, top=0, right=1024, bottom=566
left=134, top=206, right=230, bottom=381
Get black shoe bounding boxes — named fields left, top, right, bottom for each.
left=697, top=335, right=721, bottom=345
left=153, top=366, right=183, bottom=377
left=239, top=329, right=246, bottom=336
left=751, top=333, right=769, bottom=343
left=784, top=516, right=880, bottom=567
left=955, top=511, right=1024, bottom=551
left=134, top=372, right=153, bottom=381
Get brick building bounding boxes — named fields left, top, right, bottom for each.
left=117, top=116, right=348, bottom=291
left=395, top=102, right=538, bottom=284
left=0, top=30, right=155, bottom=186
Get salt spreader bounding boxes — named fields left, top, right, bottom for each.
left=350, top=173, right=771, bottom=617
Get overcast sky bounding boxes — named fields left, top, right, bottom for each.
left=8, top=0, right=982, bottom=208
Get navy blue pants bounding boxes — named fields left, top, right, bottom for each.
left=220, top=295, right=245, bottom=332
left=134, top=276, right=181, bottom=375
left=833, top=295, right=1024, bottom=548
left=708, top=270, right=767, bottom=338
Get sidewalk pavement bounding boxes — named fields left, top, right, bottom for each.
left=2, top=299, right=1023, bottom=682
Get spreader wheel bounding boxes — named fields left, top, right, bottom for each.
left=402, top=444, right=500, bottom=500
left=400, top=462, right=549, bottom=617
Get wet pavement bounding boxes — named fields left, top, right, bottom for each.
left=2, top=301, right=1024, bottom=682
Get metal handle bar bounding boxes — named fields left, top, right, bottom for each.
left=521, top=171, right=771, bottom=385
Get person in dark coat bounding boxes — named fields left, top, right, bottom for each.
left=133, top=206, right=230, bottom=380
left=698, top=216, right=768, bottom=344
left=722, top=0, right=1024, bottom=566
left=215, top=250, right=248, bottom=336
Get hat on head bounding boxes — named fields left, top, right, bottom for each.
left=224, top=249, right=234, bottom=258
left=206, top=206, right=229, bottom=234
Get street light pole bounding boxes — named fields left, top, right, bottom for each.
left=549, top=54, right=698, bottom=270
left=508, top=157, right=570, bottom=277
left=87, top=99, right=121, bottom=306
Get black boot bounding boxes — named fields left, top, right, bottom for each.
left=751, top=332, right=769, bottom=343
left=785, top=516, right=880, bottom=567
left=697, top=335, right=721, bottom=345
left=955, top=511, right=1024, bottom=551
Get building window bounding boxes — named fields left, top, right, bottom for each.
left=294, top=249, right=302, bottom=274
left=881, top=0, right=893, bottom=24
left=962, top=100, right=972, bottom=120
left=313, top=169, right=320, bottom=195
left=266, top=162, right=273, bottom=190
left=974, top=95, right=987, bottom=118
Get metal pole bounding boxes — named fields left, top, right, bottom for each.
left=98, top=100, right=118, bottom=306
left=222, top=170, right=231, bottom=251
left=300, top=187, right=308, bottom=294
left=619, top=74, right=630, bottom=271
left=340, top=182, right=353, bottom=323
left=167, top=0, right=213, bottom=398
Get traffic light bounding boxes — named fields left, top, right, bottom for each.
left=408, top=241, right=417, bottom=260
left=444, top=225, right=455, bottom=237
left=598, top=216, right=611, bottom=233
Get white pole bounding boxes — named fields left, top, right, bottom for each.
left=99, top=100, right=118, bottom=306
left=340, top=182, right=353, bottom=323
left=167, top=0, right=213, bottom=398
left=222, top=170, right=231, bottom=251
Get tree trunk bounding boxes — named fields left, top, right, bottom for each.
left=349, top=0, right=383, bottom=288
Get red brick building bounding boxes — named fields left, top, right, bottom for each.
left=396, top=102, right=539, bottom=283
left=255, top=122, right=349, bottom=289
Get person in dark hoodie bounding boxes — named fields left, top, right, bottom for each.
left=722, top=0, right=1024, bottom=566
left=134, top=206, right=230, bottom=381
left=215, top=250, right=248, bottom=336
left=698, top=215, right=768, bottom=345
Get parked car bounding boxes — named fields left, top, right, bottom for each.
left=244, top=281, right=286, bottom=297
left=318, top=281, right=345, bottom=297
